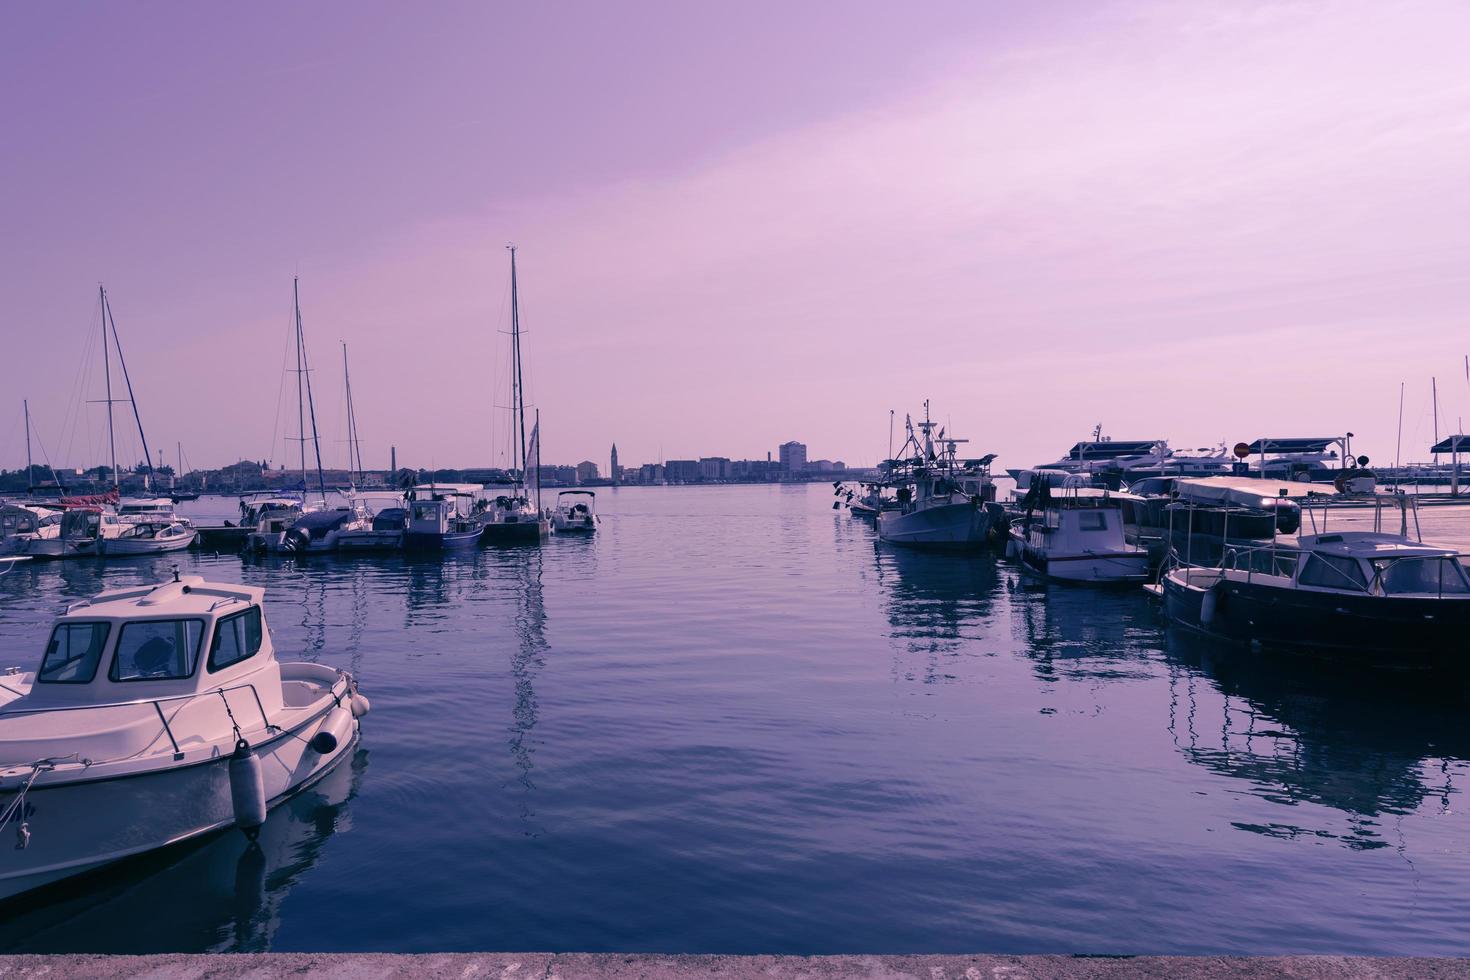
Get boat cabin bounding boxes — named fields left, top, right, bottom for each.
left=0, top=504, right=61, bottom=538
left=239, top=497, right=305, bottom=534
left=0, top=576, right=285, bottom=764
left=117, top=498, right=178, bottom=521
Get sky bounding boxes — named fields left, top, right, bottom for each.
left=2, top=0, right=1469, bottom=476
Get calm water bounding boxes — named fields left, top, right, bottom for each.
left=2, top=483, right=1470, bottom=954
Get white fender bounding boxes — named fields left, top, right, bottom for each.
left=350, top=692, right=371, bottom=719
left=309, top=705, right=355, bottom=755
left=228, top=740, right=267, bottom=832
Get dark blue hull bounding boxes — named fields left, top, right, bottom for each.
left=403, top=529, right=482, bottom=551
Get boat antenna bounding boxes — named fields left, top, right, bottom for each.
left=102, top=290, right=155, bottom=492
left=887, top=409, right=894, bottom=468
left=1395, top=381, right=1404, bottom=475
left=293, top=278, right=329, bottom=507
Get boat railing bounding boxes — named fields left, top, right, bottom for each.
left=2, top=681, right=276, bottom=761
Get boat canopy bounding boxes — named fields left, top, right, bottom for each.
left=557, top=490, right=597, bottom=497
left=1064, top=440, right=1160, bottom=460
left=1176, top=475, right=1330, bottom=507
left=1297, top=531, right=1452, bottom=560
left=1430, top=435, right=1470, bottom=454
left=408, top=484, right=481, bottom=497
left=1244, top=437, right=1340, bottom=454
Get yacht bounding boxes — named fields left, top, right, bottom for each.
left=876, top=404, right=995, bottom=549
left=1161, top=528, right=1470, bottom=666
left=482, top=247, right=551, bottom=545
left=403, top=485, right=484, bottom=551
left=0, top=504, right=63, bottom=557
left=550, top=490, right=599, bottom=534
left=15, top=507, right=126, bottom=560
left=1007, top=472, right=1150, bottom=583
left=0, top=574, right=369, bottom=902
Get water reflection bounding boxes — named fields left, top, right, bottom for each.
left=503, top=549, right=548, bottom=834
left=0, top=748, right=368, bottom=953
left=1164, top=629, right=1467, bottom=848
left=1006, top=575, right=1160, bottom=684
left=875, top=546, right=1001, bottom=683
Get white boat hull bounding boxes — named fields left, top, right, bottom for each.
left=1011, top=529, right=1149, bottom=583
left=878, top=502, right=989, bottom=548
left=101, top=531, right=197, bottom=556
left=335, top=530, right=403, bottom=551
left=0, top=695, right=357, bottom=903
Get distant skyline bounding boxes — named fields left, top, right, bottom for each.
left=3, top=0, right=1470, bottom=476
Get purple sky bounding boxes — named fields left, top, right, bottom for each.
left=3, top=0, right=1469, bottom=476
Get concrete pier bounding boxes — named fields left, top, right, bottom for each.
left=0, top=954, right=1467, bottom=979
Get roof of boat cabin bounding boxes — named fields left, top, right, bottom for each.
left=558, top=489, right=596, bottom=496
left=62, top=575, right=264, bottom=620
left=1430, top=435, right=1470, bottom=454
left=409, top=483, right=482, bottom=495
left=1063, top=440, right=1160, bottom=460
left=1244, top=437, right=1341, bottom=454
left=1298, top=532, right=1455, bottom=558
left=1177, top=475, right=1330, bottom=503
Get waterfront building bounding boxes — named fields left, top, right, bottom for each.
left=779, top=441, right=807, bottom=473
left=665, top=459, right=701, bottom=483
left=699, top=457, right=732, bottom=481
left=576, top=461, right=600, bottom=484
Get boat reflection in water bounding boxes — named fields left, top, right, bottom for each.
left=0, top=748, right=368, bottom=953
left=875, top=545, right=1002, bottom=680
left=1163, top=628, right=1466, bottom=848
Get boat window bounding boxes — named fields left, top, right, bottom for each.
left=1078, top=511, right=1108, bottom=531
left=412, top=502, right=439, bottom=520
left=38, top=622, right=110, bottom=684
left=209, top=607, right=263, bottom=672
left=1297, top=554, right=1368, bottom=591
left=1377, top=558, right=1470, bottom=595
left=111, top=619, right=205, bottom=681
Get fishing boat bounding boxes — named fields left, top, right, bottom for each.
left=483, top=247, right=550, bottom=544
left=876, top=403, right=994, bottom=549
left=402, top=485, right=485, bottom=551
left=550, top=490, right=599, bottom=534
left=1007, top=471, right=1150, bottom=584
left=0, top=573, right=368, bottom=903
left=100, top=520, right=197, bottom=556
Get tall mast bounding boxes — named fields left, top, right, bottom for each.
left=294, top=279, right=329, bottom=506
left=343, top=341, right=363, bottom=486
left=23, top=400, right=33, bottom=495
left=509, top=246, right=528, bottom=492
left=100, top=285, right=118, bottom=490
left=177, top=441, right=183, bottom=490
left=294, top=278, right=307, bottom=489
left=534, top=408, right=542, bottom=512
left=103, top=291, right=154, bottom=491
left=1433, top=376, right=1441, bottom=463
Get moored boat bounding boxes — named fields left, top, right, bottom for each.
left=402, top=485, right=484, bottom=551
left=0, top=574, right=369, bottom=903
left=550, top=490, right=599, bottom=534
left=1007, top=472, right=1149, bottom=584
left=876, top=403, right=994, bottom=550
left=101, top=520, right=197, bottom=556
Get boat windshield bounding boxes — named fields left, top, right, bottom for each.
left=38, top=622, right=111, bottom=684
left=1374, top=557, right=1470, bottom=596
left=1297, top=553, right=1369, bottom=592
left=111, top=619, right=205, bottom=681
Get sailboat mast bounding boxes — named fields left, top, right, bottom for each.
left=100, top=286, right=118, bottom=490
left=103, top=292, right=154, bottom=491
left=294, top=278, right=307, bottom=488
left=177, top=442, right=183, bottom=491
left=342, top=341, right=363, bottom=485
left=294, top=281, right=329, bottom=506
left=510, top=246, right=528, bottom=489
left=23, top=400, right=33, bottom=495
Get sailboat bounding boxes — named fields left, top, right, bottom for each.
left=333, top=342, right=408, bottom=551
left=247, top=278, right=328, bottom=554
left=483, top=246, right=550, bottom=544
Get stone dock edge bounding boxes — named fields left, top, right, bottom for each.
left=2, top=955, right=1469, bottom=979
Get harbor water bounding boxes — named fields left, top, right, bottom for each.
left=2, top=483, right=1470, bottom=954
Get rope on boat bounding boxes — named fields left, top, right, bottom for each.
left=1, top=754, right=88, bottom=850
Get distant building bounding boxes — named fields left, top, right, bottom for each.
left=611, top=444, right=620, bottom=485
left=699, top=456, right=731, bottom=481
left=638, top=462, right=665, bottom=484
left=779, top=441, right=807, bottom=474
left=664, top=459, right=701, bottom=483
left=576, top=460, right=599, bottom=484
left=805, top=459, right=846, bottom=473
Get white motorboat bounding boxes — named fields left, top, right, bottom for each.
left=334, top=494, right=407, bottom=552
left=117, top=497, right=190, bottom=527
left=101, top=520, right=197, bottom=556
left=1007, top=472, right=1149, bottom=584
left=0, top=574, right=369, bottom=903
left=877, top=403, right=995, bottom=549
left=0, top=504, right=63, bottom=557
left=550, top=490, right=599, bottom=534
left=15, top=508, right=126, bottom=560
left=240, top=496, right=308, bottom=554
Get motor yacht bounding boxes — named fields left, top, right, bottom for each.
left=0, top=574, right=369, bottom=902
left=14, top=508, right=126, bottom=560
left=550, top=490, right=599, bottom=534
left=0, top=505, right=63, bottom=558
left=101, top=520, right=197, bottom=556
left=334, top=494, right=408, bottom=552
left=240, top=496, right=308, bottom=554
